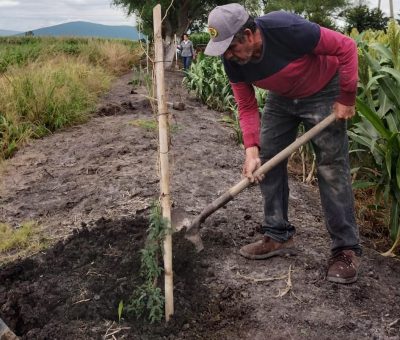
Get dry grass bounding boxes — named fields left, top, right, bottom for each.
left=0, top=221, right=49, bottom=264
left=76, top=39, right=143, bottom=76
left=353, top=188, right=391, bottom=252
left=0, top=56, right=111, bottom=159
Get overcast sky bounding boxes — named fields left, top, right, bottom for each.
left=0, top=0, right=398, bottom=32
left=0, top=0, right=137, bottom=32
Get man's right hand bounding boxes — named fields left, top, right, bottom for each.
left=242, top=146, right=263, bottom=183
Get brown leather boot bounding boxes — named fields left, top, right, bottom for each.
left=239, top=236, right=296, bottom=260
left=327, top=250, right=361, bottom=284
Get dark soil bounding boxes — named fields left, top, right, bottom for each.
left=1, top=71, right=399, bottom=340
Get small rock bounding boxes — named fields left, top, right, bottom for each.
left=199, top=261, right=209, bottom=268
left=172, top=102, right=185, bottom=111
left=94, top=294, right=100, bottom=301
left=240, top=291, right=249, bottom=298
left=207, top=269, right=215, bottom=277
left=247, top=230, right=255, bottom=237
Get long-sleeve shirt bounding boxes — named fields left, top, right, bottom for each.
left=179, top=40, right=194, bottom=57
left=223, top=11, right=358, bottom=149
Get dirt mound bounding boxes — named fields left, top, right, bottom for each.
left=0, top=216, right=251, bottom=339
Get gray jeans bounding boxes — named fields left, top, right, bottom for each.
left=259, top=74, right=361, bottom=255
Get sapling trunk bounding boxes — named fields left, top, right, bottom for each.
left=153, top=4, right=174, bottom=321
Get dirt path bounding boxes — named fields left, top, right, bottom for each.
left=1, top=71, right=399, bottom=340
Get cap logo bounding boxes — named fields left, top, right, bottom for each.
left=208, top=27, right=218, bottom=38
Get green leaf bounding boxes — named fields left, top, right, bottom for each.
left=377, top=76, right=400, bottom=109
left=397, top=156, right=400, bottom=189
left=385, top=139, right=393, bottom=179
left=381, top=67, right=400, bottom=85
left=352, top=180, right=376, bottom=189
left=370, top=43, right=393, bottom=60
left=386, top=113, right=399, bottom=134
left=356, top=98, right=391, bottom=140
left=362, top=49, right=381, bottom=72
left=366, top=74, right=385, bottom=90
left=118, top=300, right=124, bottom=322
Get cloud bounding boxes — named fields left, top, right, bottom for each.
left=0, top=0, right=136, bottom=31
left=0, top=0, right=19, bottom=7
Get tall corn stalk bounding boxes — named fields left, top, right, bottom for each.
left=349, top=20, right=400, bottom=256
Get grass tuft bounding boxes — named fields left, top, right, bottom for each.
left=0, top=221, right=48, bottom=263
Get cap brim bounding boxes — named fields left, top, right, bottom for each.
left=204, top=35, right=234, bottom=56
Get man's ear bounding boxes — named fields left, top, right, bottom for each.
left=244, top=28, right=254, bottom=43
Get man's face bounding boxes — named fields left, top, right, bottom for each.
left=223, top=38, right=253, bottom=65
left=223, top=29, right=260, bottom=65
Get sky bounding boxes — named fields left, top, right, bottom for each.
left=370, top=0, right=399, bottom=18
left=0, top=0, right=137, bottom=32
left=0, top=0, right=398, bottom=32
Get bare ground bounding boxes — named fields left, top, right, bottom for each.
left=0, top=71, right=399, bottom=340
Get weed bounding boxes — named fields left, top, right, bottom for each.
left=0, top=36, right=142, bottom=161
left=118, top=300, right=124, bottom=322
left=129, top=118, right=158, bottom=131
left=126, top=202, right=167, bottom=323
left=0, top=221, right=48, bottom=264
left=129, top=118, right=180, bottom=133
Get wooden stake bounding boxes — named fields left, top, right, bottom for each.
left=174, top=34, right=178, bottom=69
left=146, top=39, right=149, bottom=73
left=153, top=4, right=174, bottom=321
left=0, top=317, right=19, bottom=340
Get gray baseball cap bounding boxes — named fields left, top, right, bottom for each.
left=204, top=3, right=249, bottom=56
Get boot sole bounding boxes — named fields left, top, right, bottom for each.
left=239, top=247, right=298, bottom=260
left=326, top=274, right=358, bottom=284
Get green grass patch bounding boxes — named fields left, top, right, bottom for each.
left=0, top=221, right=48, bottom=263
left=0, top=36, right=142, bottom=75
left=0, top=36, right=143, bottom=161
left=0, top=57, right=111, bottom=159
left=130, top=118, right=158, bottom=131
left=129, top=119, right=180, bottom=133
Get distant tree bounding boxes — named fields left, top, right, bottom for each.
left=341, top=5, right=388, bottom=33
left=25, top=31, right=34, bottom=36
left=261, top=0, right=349, bottom=29
left=112, top=0, right=248, bottom=68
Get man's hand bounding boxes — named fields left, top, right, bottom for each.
left=242, top=146, right=263, bottom=183
left=333, top=102, right=355, bottom=120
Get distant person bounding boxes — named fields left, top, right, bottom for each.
left=178, top=34, right=195, bottom=70
left=204, top=3, right=361, bottom=284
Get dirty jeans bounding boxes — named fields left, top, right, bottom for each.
left=259, top=74, right=361, bottom=255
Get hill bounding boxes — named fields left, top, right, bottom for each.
left=0, top=29, right=21, bottom=36
left=18, top=21, right=144, bottom=41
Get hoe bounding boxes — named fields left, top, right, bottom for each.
left=184, top=113, right=337, bottom=251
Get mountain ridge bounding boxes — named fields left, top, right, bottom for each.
left=0, top=29, right=22, bottom=36
left=11, top=21, right=144, bottom=41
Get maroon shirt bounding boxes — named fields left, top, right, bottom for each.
left=223, top=11, right=358, bottom=148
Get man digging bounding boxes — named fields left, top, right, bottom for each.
left=204, top=4, right=361, bottom=283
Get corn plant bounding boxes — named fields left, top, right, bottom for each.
left=184, top=53, right=235, bottom=111
left=349, top=20, right=400, bottom=256
left=184, top=53, right=267, bottom=146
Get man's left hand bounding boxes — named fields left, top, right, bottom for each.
left=333, top=102, right=356, bottom=120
